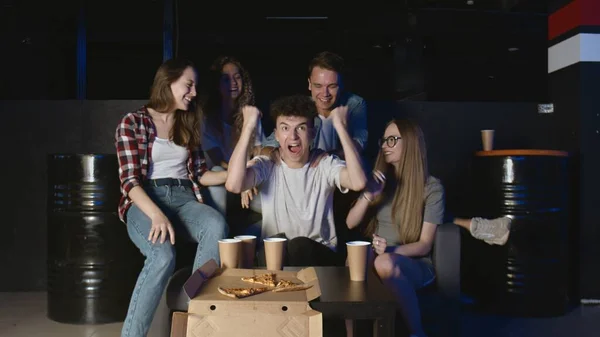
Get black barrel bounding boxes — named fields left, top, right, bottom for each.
left=464, top=150, right=570, bottom=317
left=47, top=154, right=143, bottom=324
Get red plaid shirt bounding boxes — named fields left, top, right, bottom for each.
left=115, top=106, right=208, bottom=222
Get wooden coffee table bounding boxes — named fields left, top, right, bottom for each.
left=285, top=266, right=397, bottom=337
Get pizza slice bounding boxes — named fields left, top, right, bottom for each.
left=241, top=273, right=277, bottom=287
left=272, top=279, right=313, bottom=293
left=272, top=283, right=313, bottom=293
left=217, top=286, right=271, bottom=299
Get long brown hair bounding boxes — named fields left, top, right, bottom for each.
left=202, top=56, right=256, bottom=153
left=365, top=119, right=429, bottom=244
left=147, top=58, right=200, bottom=150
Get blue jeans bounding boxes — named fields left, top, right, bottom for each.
left=121, top=185, right=228, bottom=337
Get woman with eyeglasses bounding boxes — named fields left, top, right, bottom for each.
left=345, top=119, right=510, bottom=337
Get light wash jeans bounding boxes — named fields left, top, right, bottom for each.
left=121, top=184, right=228, bottom=337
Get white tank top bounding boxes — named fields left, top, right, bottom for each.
left=148, top=137, right=189, bottom=179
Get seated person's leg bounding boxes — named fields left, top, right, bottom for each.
left=286, top=237, right=343, bottom=267
left=122, top=204, right=176, bottom=337
left=174, top=193, right=229, bottom=271
left=374, top=253, right=434, bottom=337
left=453, top=216, right=512, bottom=245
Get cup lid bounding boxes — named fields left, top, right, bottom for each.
left=263, top=237, right=287, bottom=242
left=219, top=238, right=242, bottom=243
left=346, top=241, right=371, bottom=246
left=234, top=235, right=257, bottom=240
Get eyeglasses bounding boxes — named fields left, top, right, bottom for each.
left=378, top=136, right=402, bottom=148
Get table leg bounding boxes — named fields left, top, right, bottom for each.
left=374, top=313, right=395, bottom=337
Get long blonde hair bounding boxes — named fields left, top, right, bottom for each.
left=365, top=119, right=429, bottom=244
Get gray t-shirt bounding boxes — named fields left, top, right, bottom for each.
left=250, top=154, right=348, bottom=249
left=376, top=176, right=445, bottom=246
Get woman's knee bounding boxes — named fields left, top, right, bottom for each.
left=374, top=253, right=401, bottom=279
left=150, top=244, right=177, bottom=275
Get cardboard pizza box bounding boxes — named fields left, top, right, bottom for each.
left=171, top=259, right=323, bottom=337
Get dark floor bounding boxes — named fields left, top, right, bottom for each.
left=459, top=304, right=600, bottom=337
left=1, top=292, right=598, bottom=337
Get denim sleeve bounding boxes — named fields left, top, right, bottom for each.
left=263, top=129, right=280, bottom=148
left=348, top=97, right=368, bottom=151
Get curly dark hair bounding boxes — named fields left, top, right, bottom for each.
left=201, top=56, right=256, bottom=154
left=270, top=95, right=317, bottom=126
left=204, top=55, right=255, bottom=121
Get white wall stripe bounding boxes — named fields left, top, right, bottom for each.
left=548, top=33, right=600, bottom=73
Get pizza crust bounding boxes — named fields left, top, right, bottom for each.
left=217, top=286, right=271, bottom=299
left=272, top=284, right=313, bottom=293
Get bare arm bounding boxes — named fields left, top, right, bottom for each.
left=127, top=186, right=164, bottom=220
left=333, top=139, right=364, bottom=160
left=392, top=222, right=437, bottom=257
left=346, top=195, right=371, bottom=229
left=225, top=106, right=260, bottom=193
left=346, top=170, right=386, bottom=229
left=199, top=169, right=228, bottom=186
left=333, top=106, right=366, bottom=191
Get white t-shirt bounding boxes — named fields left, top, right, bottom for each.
left=250, top=153, right=348, bottom=250
left=148, top=137, right=189, bottom=179
left=201, top=120, right=266, bottom=168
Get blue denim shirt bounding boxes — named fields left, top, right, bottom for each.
left=263, top=92, right=368, bottom=152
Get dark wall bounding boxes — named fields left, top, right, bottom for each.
left=0, top=100, right=145, bottom=291
left=364, top=101, right=578, bottom=216
left=0, top=99, right=580, bottom=292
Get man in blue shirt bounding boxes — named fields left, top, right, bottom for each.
left=262, top=51, right=368, bottom=158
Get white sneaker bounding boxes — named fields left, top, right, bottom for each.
left=470, top=217, right=512, bottom=245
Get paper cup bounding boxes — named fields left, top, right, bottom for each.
left=234, top=235, right=257, bottom=268
left=481, top=129, right=495, bottom=151
left=218, top=238, right=242, bottom=269
left=346, top=241, right=371, bottom=281
left=263, top=237, right=287, bottom=271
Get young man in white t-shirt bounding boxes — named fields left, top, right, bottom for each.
left=226, top=95, right=367, bottom=266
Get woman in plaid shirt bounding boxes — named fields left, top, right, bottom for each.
left=115, top=58, right=229, bottom=337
